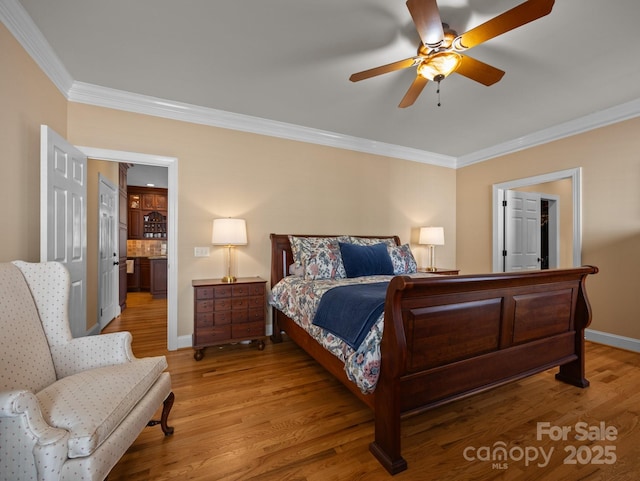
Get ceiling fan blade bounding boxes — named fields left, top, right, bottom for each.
left=406, top=0, right=444, bottom=48
left=454, top=0, right=554, bottom=51
left=398, top=76, right=428, bottom=108
left=349, top=57, right=418, bottom=82
left=454, top=55, right=505, bottom=86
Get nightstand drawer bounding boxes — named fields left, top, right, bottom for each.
left=195, top=312, right=213, bottom=327
left=248, top=307, right=264, bottom=322
left=248, top=296, right=264, bottom=307
left=195, top=325, right=231, bottom=345
left=215, top=299, right=232, bottom=311
left=214, top=285, right=232, bottom=298
left=231, top=297, right=249, bottom=309
left=231, top=284, right=264, bottom=296
left=195, top=287, right=214, bottom=300
left=196, top=299, right=214, bottom=313
left=215, top=311, right=232, bottom=324
left=232, top=321, right=264, bottom=338
left=195, top=312, right=232, bottom=328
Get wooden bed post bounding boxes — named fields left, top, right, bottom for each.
left=369, top=277, right=409, bottom=474
left=555, top=266, right=598, bottom=387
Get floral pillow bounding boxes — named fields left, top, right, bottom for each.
left=387, top=244, right=418, bottom=274
left=289, top=236, right=349, bottom=280
left=349, top=236, right=398, bottom=248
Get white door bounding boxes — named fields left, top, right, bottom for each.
left=98, top=174, right=118, bottom=329
left=40, top=125, right=87, bottom=337
left=504, top=189, right=541, bottom=271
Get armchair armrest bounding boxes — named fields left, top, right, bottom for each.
left=0, top=390, right=68, bottom=444
left=0, top=390, right=69, bottom=480
left=50, top=331, right=136, bottom=378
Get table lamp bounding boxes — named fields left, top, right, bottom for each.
left=419, top=226, right=444, bottom=272
left=212, top=218, right=247, bottom=283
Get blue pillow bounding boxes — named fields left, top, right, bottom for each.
left=339, top=242, right=394, bottom=278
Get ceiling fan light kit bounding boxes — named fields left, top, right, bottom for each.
left=417, top=51, right=462, bottom=82
left=349, top=0, right=555, bottom=108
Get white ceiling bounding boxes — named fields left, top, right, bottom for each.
left=12, top=0, right=640, bottom=163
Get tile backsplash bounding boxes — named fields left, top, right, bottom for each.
left=127, top=240, right=167, bottom=257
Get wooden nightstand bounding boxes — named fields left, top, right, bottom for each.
left=192, top=277, right=267, bottom=361
left=417, top=267, right=459, bottom=275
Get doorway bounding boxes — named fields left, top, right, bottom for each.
left=492, top=168, right=582, bottom=273
left=81, top=146, right=180, bottom=351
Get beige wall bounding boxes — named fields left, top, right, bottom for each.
left=67, top=103, right=457, bottom=337
left=457, top=117, right=640, bottom=339
left=0, top=24, right=68, bottom=262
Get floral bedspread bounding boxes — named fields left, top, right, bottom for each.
left=269, top=273, right=434, bottom=394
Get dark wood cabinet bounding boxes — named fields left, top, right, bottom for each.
left=139, top=257, right=150, bottom=290
left=127, top=187, right=167, bottom=240
left=192, top=277, right=267, bottom=360
left=142, top=192, right=167, bottom=210
left=127, top=257, right=151, bottom=292
left=150, top=258, right=167, bottom=299
left=127, top=209, right=143, bottom=239
left=127, top=258, right=140, bottom=291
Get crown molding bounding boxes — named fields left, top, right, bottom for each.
left=67, top=81, right=456, bottom=168
left=3, top=0, right=640, bottom=170
left=456, top=98, right=640, bottom=168
left=0, top=0, right=73, bottom=95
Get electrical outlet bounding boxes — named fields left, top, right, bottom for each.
left=194, top=247, right=210, bottom=257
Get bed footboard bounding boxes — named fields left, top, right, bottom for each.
left=370, top=266, right=598, bottom=474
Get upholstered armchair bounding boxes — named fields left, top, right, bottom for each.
left=0, top=261, right=174, bottom=481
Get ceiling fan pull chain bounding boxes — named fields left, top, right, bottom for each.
left=437, top=80, right=442, bottom=107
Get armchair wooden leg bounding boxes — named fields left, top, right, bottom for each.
left=147, top=391, right=175, bottom=436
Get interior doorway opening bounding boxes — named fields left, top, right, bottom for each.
left=82, top=146, right=180, bottom=351
left=492, top=168, right=582, bottom=273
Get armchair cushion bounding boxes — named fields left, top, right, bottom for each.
left=37, top=356, right=168, bottom=459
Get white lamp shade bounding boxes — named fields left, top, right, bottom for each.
left=212, top=218, right=247, bottom=245
left=419, top=226, right=444, bottom=246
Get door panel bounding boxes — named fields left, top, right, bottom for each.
left=504, top=190, right=541, bottom=271
left=98, top=175, right=118, bottom=329
left=41, top=125, right=87, bottom=337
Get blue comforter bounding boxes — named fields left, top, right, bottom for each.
left=312, top=281, right=388, bottom=349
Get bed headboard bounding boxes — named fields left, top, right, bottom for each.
left=269, top=234, right=401, bottom=287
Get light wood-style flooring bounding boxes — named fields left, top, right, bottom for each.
left=103, top=293, right=640, bottom=480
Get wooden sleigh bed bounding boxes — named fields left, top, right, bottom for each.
left=269, top=234, right=598, bottom=474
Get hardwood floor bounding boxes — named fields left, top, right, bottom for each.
left=103, top=293, right=640, bottom=480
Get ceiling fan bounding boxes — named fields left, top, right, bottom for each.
left=349, top=0, right=555, bottom=108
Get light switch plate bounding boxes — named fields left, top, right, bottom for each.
left=194, top=247, right=210, bottom=257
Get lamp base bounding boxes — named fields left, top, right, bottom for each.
left=221, top=275, right=237, bottom=283
left=423, top=267, right=437, bottom=272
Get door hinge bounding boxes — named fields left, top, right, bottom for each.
left=502, top=250, right=507, bottom=257
left=502, top=200, right=507, bottom=207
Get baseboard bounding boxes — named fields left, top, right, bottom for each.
left=177, top=334, right=193, bottom=349
left=87, top=324, right=101, bottom=336
left=585, top=328, right=640, bottom=353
